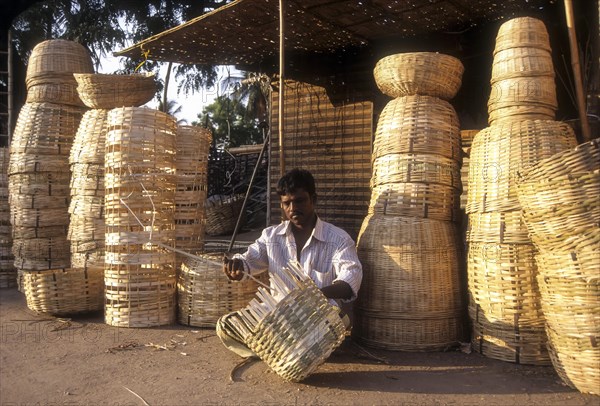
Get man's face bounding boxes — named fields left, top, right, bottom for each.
left=280, top=188, right=315, bottom=229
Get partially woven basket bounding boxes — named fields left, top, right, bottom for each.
left=74, top=73, right=157, bottom=109
left=177, top=251, right=269, bottom=327
left=221, top=261, right=346, bottom=382
left=374, top=52, right=464, bottom=100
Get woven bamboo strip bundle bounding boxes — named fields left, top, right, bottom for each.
left=23, top=268, right=104, bottom=314
left=104, top=107, right=177, bottom=327
left=0, top=147, right=16, bottom=288
left=175, top=125, right=211, bottom=254
left=177, top=252, right=269, bottom=327
left=25, top=39, right=94, bottom=108
left=373, top=52, right=464, bottom=100
left=516, top=139, right=599, bottom=251
left=74, top=73, right=157, bottom=109
left=466, top=120, right=577, bottom=213
left=368, top=183, right=459, bottom=222
left=222, top=261, right=346, bottom=382
left=372, top=95, right=461, bottom=161
left=354, top=215, right=463, bottom=350
left=371, top=153, right=461, bottom=189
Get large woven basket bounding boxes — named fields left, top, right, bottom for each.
left=371, top=153, right=461, bottom=189
left=488, top=76, right=557, bottom=121
left=177, top=251, right=269, bottom=327
left=205, top=194, right=246, bottom=236
left=368, top=182, right=459, bottom=222
left=491, top=47, right=554, bottom=82
left=221, top=261, right=346, bottom=382
left=355, top=214, right=463, bottom=351
left=26, top=39, right=94, bottom=83
left=373, top=95, right=461, bottom=161
left=74, top=73, right=157, bottom=109
left=535, top=247, right=599, bottom=394
left=0, top=148, right=16, bottom=289
left=70, top=109, right=108, bottom=165
left=466, top=210, right=530, bottom=244
left=493, top=17, right=551, bottom=55
left=516, top=139, right=599, bottom=251
left=467, top=120, right=577, bottom=213
left=373, top=52, right=464, bottom=100
left=23, top=267, right=103, bottom=314
left=26, top=73, right=85, bottom=107
left=104, top=107, right=177, bottom=328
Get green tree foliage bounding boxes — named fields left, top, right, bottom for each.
left=197, top=95, right=263, bottom=149
left=11, top=0, right=231, bottom=94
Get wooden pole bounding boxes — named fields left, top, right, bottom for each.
left=564, top=0, right=591, bottom=142
left=278, top=0, right=285, bottom=177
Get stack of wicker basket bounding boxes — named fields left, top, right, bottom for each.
left=466, top=17, right=578, bottom=364
left=8, top=39, right=94, bottom=313
left=516, top=140, right=599, bottom=394
left=104, top=107, right=177, bottom=327
left=67, top=73, right=158, bottom=314
left=353, top=52, right=465, bottom=350
left=174, top=125, right=212, bottom=258
left=0, top=147, right=16, bottom=289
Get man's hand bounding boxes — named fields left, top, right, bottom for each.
left=223, top=255, right=245, bottom=281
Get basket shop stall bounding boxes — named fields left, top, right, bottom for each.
left=3, top=0, right=597, bottom=389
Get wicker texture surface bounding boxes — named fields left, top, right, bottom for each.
left=0, top=148, right=16, bottom=288
left=373, top=95, right=461, bottom=161
left=104, top=107, right=177, bottom=327
left=175, top=125, right=212, bottom=255
left=466, top=120, right=577, bottom=213
left=373, top=52, right=464, bottom=100
left=355, top=214, right=463, bottom=350
left=205, top=194, right=246, bottom=236
left=493, top=17, right=551, bottom=55
left=222, top=261, right=346, bottom=382
left=466, top=210, right=530, bottom=243
left=371, top=153, right=461, bottom=189
left=74, top=73, right=157, bottom=109
left=177, top=251, right=268, bottom=327
left=491, top=47, right=554, bottom=82
left=26, top=39, right=94, bottom=82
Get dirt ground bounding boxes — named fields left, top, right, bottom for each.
left=0, top=286, right=597, bottom=406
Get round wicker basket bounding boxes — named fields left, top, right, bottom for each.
left=371, top=153, right=461, bottom=189
left=26, top=39, right=94, bottom=83
left=516, top=139, right=599, bottom=251
left=466, top=210, right=530, bottom=244
left=373, top=52, right=464, bottom=100
left=488, top=76, right=557, bottom=121
left=23, top=267, right=104, bottom=315
left=493, top=17, right=551, bottom=55
left=467, top=120, right=577, bottom=213
left=205, top=194, right=246, bottom=236
left=26, top=73, right=85, bottom=107
left=491, top=47, right=554, bottom=82
left=70, top=109, right=108, bottom=165
left=74, top=73, right=157, bottom=109
left=177, top=251, right=269, bottom=327
left=355, top=214, right=463, bottom=351
left=373, top=95, right=461, bottom=161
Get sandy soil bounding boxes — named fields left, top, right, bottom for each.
left=0, top=287, right=597, bottom=406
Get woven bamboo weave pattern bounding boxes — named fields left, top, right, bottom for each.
left=371, top=153, right=461, bottom=189
left=493, top=17, right=551, bottom=55
left=0, top=148, right=16, bottom=288
left=488, top=76, right=557, bottom=116
left=373, top=95, right=461, bottom=161
left=466, top=210, right=530, bottom=243
left=104, top=107, right=177, bottom=328
left=467, top=120, right=577, bottom=213
left=373, top=52, right=464, bottom=100
left=25, top=39, right=94, bottom=83
left=74, top=73, right=157, bottom=109
left=205, top=194, right=245, bottom=236
left=491, top=47, right=554, bottom=82
left=70, top=109, right=109, bottom=165
left=223, top=261, right=346, bottom=382
left=177, top=251, right=268, bottom=327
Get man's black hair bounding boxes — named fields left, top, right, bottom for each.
left=276, top=168, right=317, bottom=200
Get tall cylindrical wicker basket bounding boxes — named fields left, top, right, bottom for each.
left=354, top=53, right=465, bottom=351
left=104, top=107, right=177, bottom=327
left=0, top=147, right=16, bottom=289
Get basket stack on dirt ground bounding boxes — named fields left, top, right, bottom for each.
left=25, top=39, right=94, bottom=108
left=466, top=17, right=578, bottom=365
left=205, top=194, right=246, bottom=236
left=174, top=125, right=212, bottom=259
left=516, top=139, right=599, bottom=394
left=104, top=107, right=177, bottom=327
left=0, top=147, right=16, bottom=289
left=354, top=52, right=465, bottom=351
left=177, top=248, right=269, bottom=327
left=220, top=261, right=346, bottom=382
